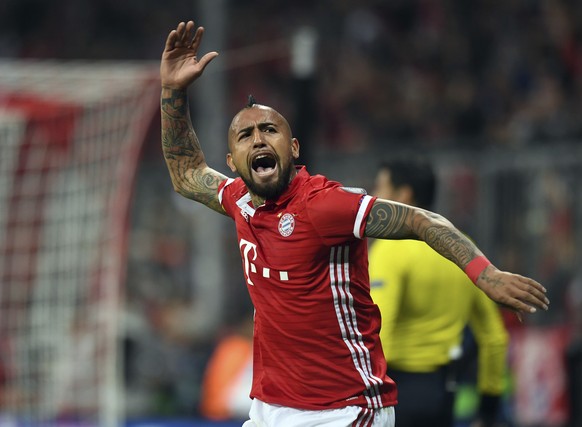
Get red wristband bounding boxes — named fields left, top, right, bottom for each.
left=464, top=256, right=491, bottom=284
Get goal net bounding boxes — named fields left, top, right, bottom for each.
left=0, top=60, right=160, bottom=426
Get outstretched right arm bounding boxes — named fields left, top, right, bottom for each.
left=160, top=21, right=228, bottom=214
left=365, top=198, right=549, bottom=316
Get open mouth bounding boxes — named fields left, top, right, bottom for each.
left=251, top=153, right=277, bottom=176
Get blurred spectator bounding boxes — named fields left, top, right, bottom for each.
left=199, top=313, right=254, bottom=421
left=2, top=0, right=582, bottom=147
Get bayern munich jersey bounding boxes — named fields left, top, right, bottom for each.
left=217, top=166, right=397, bottom=410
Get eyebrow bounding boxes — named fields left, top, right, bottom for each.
left=236, top=122, right=277, bottom=138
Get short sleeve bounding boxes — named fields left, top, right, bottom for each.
left=307, top=185, right=376, bottom=245
left=217, top=178, right=236, bottom=218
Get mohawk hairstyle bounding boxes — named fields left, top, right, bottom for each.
left=247, top=94, right=257, bottom=108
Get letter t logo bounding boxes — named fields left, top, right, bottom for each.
left=239, top=238, right=258, bottom=286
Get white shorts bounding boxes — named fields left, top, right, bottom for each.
left=241, top=398, right=395, bottom=427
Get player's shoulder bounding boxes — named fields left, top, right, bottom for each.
left=218, top=176, right=247, bottom=207
left=304, top=173, right=367, bottom=196
left=219, top=176, right=245, bottom=195
left=303, top=172, right=335, bottom=190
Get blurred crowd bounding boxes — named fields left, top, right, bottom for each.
left=1, top=0, right=581, bottom=425
left=2, top=0, right=582, bottom=150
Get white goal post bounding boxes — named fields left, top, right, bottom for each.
left=0, top=60, right=160, bottom=427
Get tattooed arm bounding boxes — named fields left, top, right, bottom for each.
left=160, top=21, right=227, bottom=214
left=161, top=87, right=227, bottom=213
left=365, top=198, right=550, bottom=315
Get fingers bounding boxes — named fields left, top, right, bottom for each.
left=486, top=271, right=550, bottom=315
left=517, top=274, right=547, bottom=294
left=499, top=278, right=549, bottom=314
left=165, top=21, right=196, bottom=51
left=176, top=21, right=189, bottom=47
left=177, top=21, right=205, bottom=50
left=198, top=51, right=220, bottom=69
left=165, top=21, right=217, bottom=60
left=163, top=22, right=186, bottom=52
left=515, top=276, right=550, bottom=311
left=514, top=298, right=539, bottom=314
left=190, top=26, right=204, bottom=50
left=164, top=30, right=177, bottom=51
left=496, top=301, right=526, bottom=320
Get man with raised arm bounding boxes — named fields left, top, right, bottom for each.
left=160, top=21, right=549, bottom=427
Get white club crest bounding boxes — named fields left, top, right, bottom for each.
left=278, top=213, right=295, bottom=237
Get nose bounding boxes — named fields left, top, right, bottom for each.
left=252, top=128, right=265, bottom=146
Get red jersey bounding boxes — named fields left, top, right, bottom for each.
left=217, top=166, right=397, bottom=410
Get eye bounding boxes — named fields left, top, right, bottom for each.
left=264, top=126, right=276, bottom=133
left=238, top=131, right=251, bottom=141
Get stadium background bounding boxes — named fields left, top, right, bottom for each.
left=0, top=1, right=581, bottom=426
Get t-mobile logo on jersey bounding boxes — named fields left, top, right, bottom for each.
left=239, top=238, right=289, bottom=286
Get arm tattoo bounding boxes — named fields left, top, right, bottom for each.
left=161, top=87, right=227, bottom=214
left=365, top=201, right=413, bottom=239
left=421, top=220, right=480, bottom=269
left=365, top=199, right=481, bottom=270
left=161, top=88, right=203, bottom=162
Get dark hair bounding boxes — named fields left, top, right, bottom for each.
left=378, top=159, right=437, bottom=210
left=247, top=94, right=257, bottom=108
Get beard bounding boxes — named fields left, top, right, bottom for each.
left=240, top=162, right=294, bottom=200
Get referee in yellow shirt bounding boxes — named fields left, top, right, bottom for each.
left=369, top=159, right=509, bottom=427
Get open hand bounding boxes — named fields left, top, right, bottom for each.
left=160, top=21, right=219, bottom=90
left=476, top=266, right=549, bottom=317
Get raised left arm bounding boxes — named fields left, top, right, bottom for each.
left=364, top=198, right=549, bottom=315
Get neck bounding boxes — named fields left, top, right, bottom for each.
left=250, top=194, right=266, bottom=208
left=249, top=166, right=299, bottom=208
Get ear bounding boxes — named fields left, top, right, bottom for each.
left=291, top=138, right=300, bottom=159
left=226, top=153, right=237, bottom=172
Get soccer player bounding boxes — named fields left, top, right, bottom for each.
left=159, top=21, right=549, bottom=427
left=369, top=159, right=509, bottom=427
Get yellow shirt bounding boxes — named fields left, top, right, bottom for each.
left=369, top=239, right=509, bottom=394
